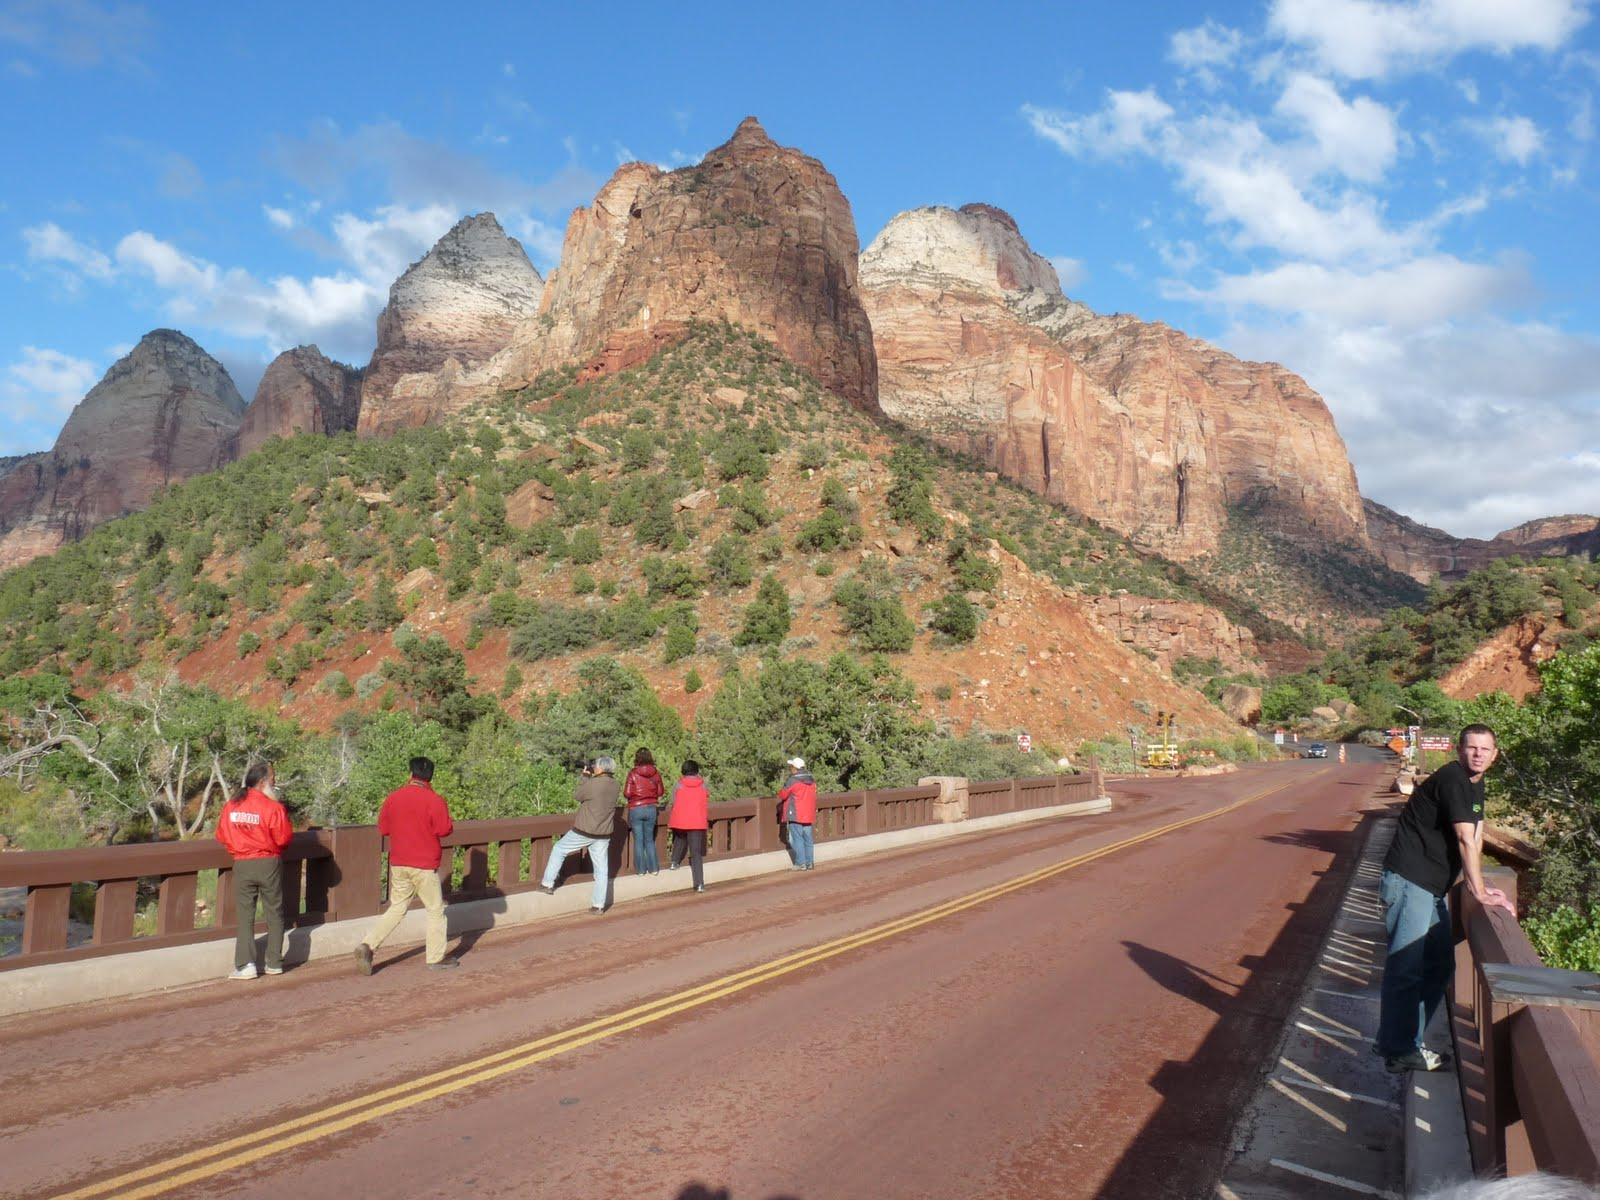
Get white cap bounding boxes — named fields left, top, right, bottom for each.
left=786, top=757, right=805, bottom=769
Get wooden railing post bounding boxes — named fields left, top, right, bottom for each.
left=319, top=825, right=383, bottom=922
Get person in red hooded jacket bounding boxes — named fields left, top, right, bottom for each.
left=622, top=747, right=665, bottom=875
left=665, top=759, right=709, bottom=892
left=215, top=761, right=293, bottom=980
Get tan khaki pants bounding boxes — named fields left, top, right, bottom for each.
left=362, top=864, right=448, bottom=965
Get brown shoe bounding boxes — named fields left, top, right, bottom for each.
left=354, top=944, right=373, bottom=976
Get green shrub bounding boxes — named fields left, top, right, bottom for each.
left=1523, top=903, right=1600, bottom=972
left=706, top=534, right=754, bottom=591
left=735, top=574, right=792, bottom=647
left=685, top=668, right=704, bottom=693
left=237, top=631, right=261, bottom=658
left=929, top=593, right=980, bottom=643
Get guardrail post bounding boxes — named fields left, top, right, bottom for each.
left=919, top=777, right=969, bottom=823
left=757, top=794, right=780, bottom=852
left=320, top=825, right=384, bottom=922
left=156, top=873, right=198, bottom=934
left=92, top=878, right=138, bottom=945
left=23, top=884, right=71, bottom=954
left=1089, top=755, right=1105, bottom=801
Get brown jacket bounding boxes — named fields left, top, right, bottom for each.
left=571, top=773, right=621, bottom=837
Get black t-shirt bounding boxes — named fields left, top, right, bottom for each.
left=1384, top=759, right=1485, bottom=896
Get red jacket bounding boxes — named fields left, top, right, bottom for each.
left=378, top=780, right=454, bottom=870
left=779, top=771, right=817, bottom=824
left=667, top=776, right=709, bottom=831
left=623, top=764, right=665, bottom=808
left=215, top=788, right=293, bottom=860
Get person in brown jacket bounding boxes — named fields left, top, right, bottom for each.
left=538, top=756, right=621, bottom=912
left=215, top=761, right=293, bottom=980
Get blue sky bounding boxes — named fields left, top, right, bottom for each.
left=3, top=0, right=1597, bottom=539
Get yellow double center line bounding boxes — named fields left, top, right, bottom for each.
left=56, top=777, right=1298, bottom=1199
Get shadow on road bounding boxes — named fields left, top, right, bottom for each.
left=676, top=1185, right=801, bottom=1200
left=1097, top=805, right=1384, bottom=1199
left=1120, top=941, right=1261, bottom=1014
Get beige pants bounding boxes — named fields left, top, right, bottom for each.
left=362, top=864, right=449, bottom=965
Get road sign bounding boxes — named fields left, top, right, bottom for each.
left=1420, top=736, right=1453, bottom=752
left=1017, top=733, right=1031, bottom=752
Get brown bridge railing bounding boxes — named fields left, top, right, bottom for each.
left=0, top=770, right=1102, bottom=972
left=1452, top=866, right=1600, bottom=1183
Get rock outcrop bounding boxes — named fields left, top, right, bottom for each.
left=860, top=204, right=1367, bottom=561
left=469, top=117, right=878, bottom=413
left=235, top=345, right=363, bottom=457
left=356, top=213, right=544, bottom=436
left=1366, top=499, right=1600, bottom=583
left=1087, top=594, right=1261, bottom=674
left=0, top=330, right=244, bottom=569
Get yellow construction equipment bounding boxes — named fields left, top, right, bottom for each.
left=1142, top=711, right=1180, bottom=769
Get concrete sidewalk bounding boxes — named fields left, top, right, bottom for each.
left=1, top=796, right=1111, bottom=1018
left=1215, top=812, right=1472, bottom=1199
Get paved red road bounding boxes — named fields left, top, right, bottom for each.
left=0, top=760, right=1383, bottom=1200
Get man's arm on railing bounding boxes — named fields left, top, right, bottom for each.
left=1454, top=820, right=1516, bottom=914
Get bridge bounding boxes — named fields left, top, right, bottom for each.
left=1, top=760, right=1595, bottom=1199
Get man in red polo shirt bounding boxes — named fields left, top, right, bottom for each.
left=355, top=756, right=458, bottom=974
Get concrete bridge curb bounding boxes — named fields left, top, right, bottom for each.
left=2, top=796, right=1111, bottom=1018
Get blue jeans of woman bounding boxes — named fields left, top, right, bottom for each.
left=629, top=806, right=659, bottom=874
left=1376, top=869, right=1454, bottom=1058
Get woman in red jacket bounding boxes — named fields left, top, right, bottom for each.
left=665, top=759, right=709, bottom=892
left=622, top=747, right=665, bottom=875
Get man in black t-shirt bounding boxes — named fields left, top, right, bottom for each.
left=1375, top=724, right=1515, bottom=1072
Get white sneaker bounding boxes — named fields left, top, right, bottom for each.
left=263, top=966, right=283, bottom=976
left=228, top=963, right=258, bottom=980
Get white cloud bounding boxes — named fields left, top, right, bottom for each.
left=1268, top=0, right=1591, bottom=80
left=1225, top=314, right=1600, bottom=537
left=0, top=0, right=152, bottom=72
left=263, top=205, right=294, bottom=229
left=1048, top=256, right=1088, bottom=290
left=0, top=345, right=99, bottom=454
left=1176, top=253, right=1530, bottom=327
left=23, top=221, right=113, bottom=279
left=328, top=204, right=459, bottom=285
left=1022, top=90, right=1175, bottom=158
left=1470, top=114, right=1544, bottom=163
left=1274, top=72, right=1400, bottom=181
left=1170, top=19, right=1245, bottom=89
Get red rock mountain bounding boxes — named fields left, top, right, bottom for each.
left=465, top=117, right=878, bottom=414
left=234, top=345, right=363, bottom=458
left=356, top=213, right=545, bottom=437
left=1366, top=499, right=1600, bottom=583
left=860, top=204, right=1367, bottom=561
left=0, top=330, right=244, bottom=569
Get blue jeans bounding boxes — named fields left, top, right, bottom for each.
left=542, top=829, right=611, bottom=909
left=1376, top=869, right=1454, bottom=1058
left=787, top=821, right=814, bottom=868
left=629, top=806, right=659, bottom=873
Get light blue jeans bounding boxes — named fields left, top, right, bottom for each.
left=542, top=830, right=611, bottom=909
left=629, top=806, right=659, bottom=874
left=1376, top=869, right=1454, bottom=1058
left=787, top=821, right=815, bottom=868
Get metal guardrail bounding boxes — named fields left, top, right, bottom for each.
left=0, top=771, right=1101, bottom=972
left=1453, top=867, right=1600, bottom=1182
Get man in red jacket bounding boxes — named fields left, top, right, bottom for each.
left=215, top=761, right=294, bottom=980
left=356, top=756, right=459, bottom=974
left=779, top=757, right=817, bottom=871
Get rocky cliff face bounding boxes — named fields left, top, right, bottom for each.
left=235, top=345, right=363, bottom=457
left=356, top=213, right=544, bottom=436
left=0, top=330, right=244, bottom=569
left=472, top=117, right=878, bottom=413
left=860, top=204, right=1367, bottom=561
left=1365, top=500, right=1600, bottom=583
left=1087, top=594, right=1260, bottom=674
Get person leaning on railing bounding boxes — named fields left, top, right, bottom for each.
left=1374, top=724, right=1516, bottom=1074
left=665, top=760, right=709, bottom=893
left=539, top=756, right=622, bottom=913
